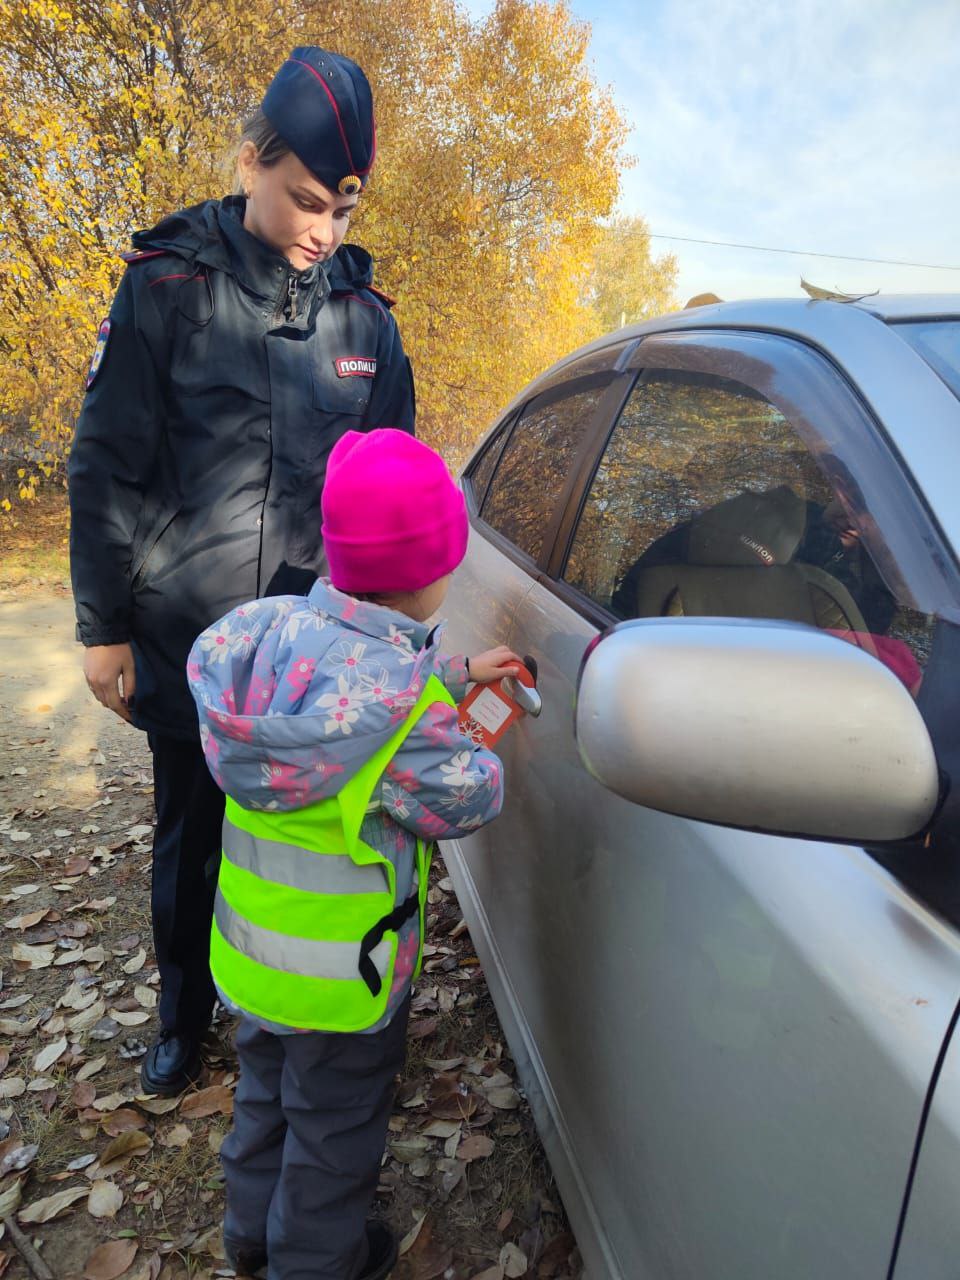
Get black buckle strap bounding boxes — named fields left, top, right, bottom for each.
left=358, top=891, right=420, bottom=997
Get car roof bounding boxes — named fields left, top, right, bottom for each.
left=516, top=294, right=960, bottom=405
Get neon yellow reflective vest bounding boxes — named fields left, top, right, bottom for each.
left=210, top=673, right=456, bottom=1032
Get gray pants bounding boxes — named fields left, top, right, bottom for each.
left=222, top=998, right=410, bottom=1280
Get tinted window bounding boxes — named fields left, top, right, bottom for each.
left=481, top=382, right=607, bottom=563
left=467, top=416, right=514, bottom=509
left=565, top=369, right=935, bottom=690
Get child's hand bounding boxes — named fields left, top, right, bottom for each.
left=468, top=646, right=525, bottom=684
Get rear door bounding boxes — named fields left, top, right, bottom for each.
left=448, top=326, right=960, bottom=1279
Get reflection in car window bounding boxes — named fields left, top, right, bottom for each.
left=564, top=369, right=935, bottom=692
left=481, top=383, right=606, bottom=563
left=467, top=416, right=514, bottom=510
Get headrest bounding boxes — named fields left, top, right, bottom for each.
left=687, top=486, right=807, bottom=567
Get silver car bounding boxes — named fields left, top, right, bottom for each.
left=440, top=297, right=960, bottom=1279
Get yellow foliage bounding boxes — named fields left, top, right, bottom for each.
left=0, top=0, right=677, bottom=493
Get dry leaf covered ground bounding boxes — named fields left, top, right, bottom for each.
left=0, top=590, right=582, bottom=1280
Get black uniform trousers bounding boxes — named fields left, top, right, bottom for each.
left=148, top=733, right=225, bottom=1034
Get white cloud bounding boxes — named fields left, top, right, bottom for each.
left=454, top=0, right=960, bottom=299
left=591, top=0, right=960, bottom=297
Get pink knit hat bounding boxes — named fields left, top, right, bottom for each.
left=322, top=429, right=469, bottom=593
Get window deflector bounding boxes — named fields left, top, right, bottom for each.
left=619, top=331, right=960, bottom=623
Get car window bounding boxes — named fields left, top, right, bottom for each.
left=480, top=381, right=609, bottom=563
left=564, top=368, right=936, bottom=691
left=466, top=415, right=514, bottom=511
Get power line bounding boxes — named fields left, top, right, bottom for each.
left=646, top=232, right=960, bottom=273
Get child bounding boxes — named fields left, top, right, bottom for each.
left=187, top=429, right=522, bottom=1280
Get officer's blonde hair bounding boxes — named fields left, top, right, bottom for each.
left=233, top=110, right=291, bottom=194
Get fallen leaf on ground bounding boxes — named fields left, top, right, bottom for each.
left=34, top=1035, right=68, bottom=1073
left=60, top=983, right=100, bottom=1012
left=66, top=1154, right=98, bottom=1172
left=84, top=1237, right=139, bottom=1280
left=0, top=996, right=30, bottom=1011
left=420, top=1120, right=461, bottom=1139
left=92, top=1091, right=131, bottom=1112
left=0, top=1079, right=26, bottom=1100
left=398, top=1210, right=428, bottom=1257
left=4, top=908, right=49, bottom=930
left=486, top=1087, right=521, bottom=1111
left=102, top=1109, right=147, bottom=1136
left=498, top=1243, right=528, bottom=1278
left=0, top=1017, right=40, bottom=1037
left=408, top=1017, right=439, bottom=1040
left=18, top=1184, right=88, bottom=1223
left=536, top=1232, right=576, bottom=1278
left=76, top=1055, right=108, bottom=1082
left=428, top=1075, right=478, bottom=1122
left=180, top=1085, right=233, bottom=1119
left=108, top=1009, right=150, bottom=1027
left=0, top=1143, right=37, bottom=1176
left=72, top=1081, right=97, bottom=1109
left=389, top=1136, right=430, bottom=1164
left=121, top=948, right=147, bottom=975
left=88, top=1180, right=124, bottom=1218
left=159, top=1124, right=191, bottom=1149
left=100, top=1130, right=152, bottom=1166
left=0, top=1175, right=25, bottom=1217
left=136, top=1096, right=180, bottom=1115
left=457, top=1134, right=495, bottom=1162
left=68, top=997, right=107, bottom=1033
left=11, top=942, right=55, bottom=969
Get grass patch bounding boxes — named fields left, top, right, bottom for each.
left=0, top=487, right=70, bottom=590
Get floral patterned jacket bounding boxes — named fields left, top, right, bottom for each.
left=187, top=578, right=504, bottom=1032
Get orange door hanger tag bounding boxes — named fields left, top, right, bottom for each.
left=458, top=665, right=536, bottom=749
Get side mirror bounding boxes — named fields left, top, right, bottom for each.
left=575, top=618, right=940, bottom=843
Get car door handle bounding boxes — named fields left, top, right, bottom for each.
left=504, top=663, right=542, bottom=718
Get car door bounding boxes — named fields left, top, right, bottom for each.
left=444, top=325, right=960, bottom=1280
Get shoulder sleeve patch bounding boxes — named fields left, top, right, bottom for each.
left=120, top=249, right=168, bottom=265
left=85, top=319, right=111, bottom=390
left=366, top=284, right=398, bottom=309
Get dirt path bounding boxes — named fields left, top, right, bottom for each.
left=0, top=593, right=580, bottom=1280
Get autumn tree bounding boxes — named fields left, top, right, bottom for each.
left=0, top=0, right=674, bottom=504
left=586, top=214, right=678, bottom=332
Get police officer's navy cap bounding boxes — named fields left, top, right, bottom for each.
left=262, top=47, right=376, bottom=196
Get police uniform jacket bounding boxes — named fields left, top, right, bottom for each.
left=69, top=196, right=415, bottom=740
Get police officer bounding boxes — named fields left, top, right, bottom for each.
left=69, top=48, right=414, bottom=1096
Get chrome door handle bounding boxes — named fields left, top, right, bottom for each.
left=505, top=674, right=542, bottom=718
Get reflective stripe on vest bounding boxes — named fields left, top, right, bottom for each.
left=210, top=672, right=456, bottom=1033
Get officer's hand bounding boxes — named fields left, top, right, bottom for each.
left=468, top=646, right=524, bottom=685
left=83, top=644, right=136, bottom=723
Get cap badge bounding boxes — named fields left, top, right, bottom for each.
left=338, top=174, right=362, bottom=196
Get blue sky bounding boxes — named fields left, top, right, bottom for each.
left=461, top=0, right=960, bottom=302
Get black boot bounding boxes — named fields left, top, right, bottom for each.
left=223, top=1240, right=267, bottom=1278
left=140, top=1030, right=203, bottom=1097
left=356, top=1220, right=398, bottom=1280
